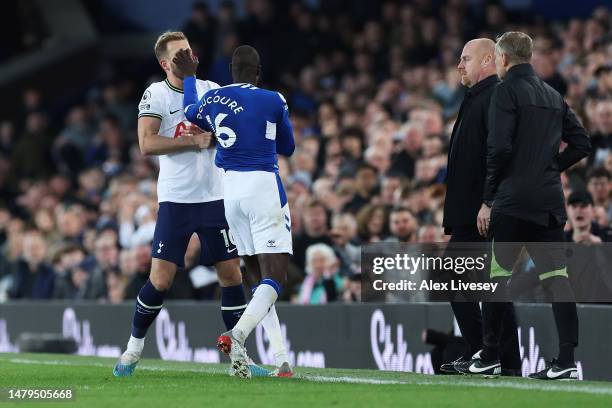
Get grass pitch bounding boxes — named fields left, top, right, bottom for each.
left=1, top=353, right=612, bottom=407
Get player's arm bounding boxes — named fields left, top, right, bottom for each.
left=182, top=76, right=213, bottom=132
left=483, top=83, right=515, bottom=201
left=556, top=101, right=591, bottom=172
left=137, top=116, right=204, bottom=156
left=173, top=49, right=213, bottom=132
left=275, top=93, right=295, bottom=157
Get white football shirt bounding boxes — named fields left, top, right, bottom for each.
left=138, top=78, right=223, bottom=203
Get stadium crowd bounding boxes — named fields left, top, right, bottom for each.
left=0, top=0, right=610, bottom=304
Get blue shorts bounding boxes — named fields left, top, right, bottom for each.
left=151, top=200, right=238, bottom=267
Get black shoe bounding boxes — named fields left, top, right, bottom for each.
left=528, top=360, right=578, bottom=380
left=455, top=350, right=501, bottom=377
left=440, top=356, right=465, bottom=374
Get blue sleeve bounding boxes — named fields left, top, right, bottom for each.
left=276, top=96, right=295, bottom=157
left=183, top=76, right=212, bottom=131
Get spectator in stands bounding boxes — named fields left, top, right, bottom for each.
left=329, top=213, right=360, bottom=277
left=356, top=204, right=389, bottom=243
left=183, top=2, right=217, bottom=75
left=566, top=190, right=612, bottom=243
left=587, top=167, right=612, bottom=220
left=342, top=273, right=362, bottom=303
left=343, top=164, right=379, bottom=213
left=590, top=100, right=612, bottom=165
left=417, top=223, right=444, bottom=243
left=532, top=46, right=568, bottom=96
left=53, top=105, right=93, bottom=174
left=208, top=32, right=240, bottom=86
left=386, top=207, right=418, bottom=243
left=8, top=229, right=54, bottom=299
left=390, top=123, right=424, bottom=179
left=297, top=243, right=344, bottom=304
left=124, top=244, right=152, bottom=299
left=80, top=228, right=121, bottom=299
left=214, top=1, right=239, bottom=58
left=292, top=199, right=332, bottom=272
left=0, top=213, right=22, bottom=261
left=52, top=259, right=99, bottom=300
left=10, top=112, right=54, bottom=180
left=118, top=248, right=137, bottom=277
left=119, top=196, right=156, bottom=249
left=105, top=267, right=127, bottom=304
left=56, top=205, right=86, bottom=245
left=52, top=244, right=87, bottom=278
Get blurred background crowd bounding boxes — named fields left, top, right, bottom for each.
left=0, top=0, right=610, bottom=304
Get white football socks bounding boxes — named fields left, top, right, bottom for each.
left=261, top=304, right=289, bottom=367
left=126, top=335, right=144, bottom=355
left=232, top=284, right=278, bottom=344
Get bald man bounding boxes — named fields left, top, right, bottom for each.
left=441, top=38, right=520, bottom=376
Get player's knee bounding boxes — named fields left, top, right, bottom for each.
left=216, top=259, right=242, bottom=286
left=149, top=258, right=177, bottom=292
left=149, top=274, right=173, bottom=291
left=149, top=263, right=176, bottom=291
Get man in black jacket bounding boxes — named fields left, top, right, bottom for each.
left=457, top=32, right=591, bottom=380
left=441, top=38, right=520, bottom=376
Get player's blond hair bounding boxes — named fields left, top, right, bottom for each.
left=154, top=31, right=187, bottom=60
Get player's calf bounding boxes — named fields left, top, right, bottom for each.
left=216, top=259, right=248, bottom=330
left=114, top=260, right=175, bottom=377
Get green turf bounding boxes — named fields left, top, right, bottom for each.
left=1, top=353, right=611, bottom=408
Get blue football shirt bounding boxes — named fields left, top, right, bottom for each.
left=183, top=77, right=295, bottom=172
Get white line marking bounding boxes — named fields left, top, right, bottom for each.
left=6, top=358, right=612, bottom=396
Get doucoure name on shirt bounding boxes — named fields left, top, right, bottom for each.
left=199, top=91, right=244, bottom=115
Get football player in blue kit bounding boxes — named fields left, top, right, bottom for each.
left=175, top=45, right=295, bottom=378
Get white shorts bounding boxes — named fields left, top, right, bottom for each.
left=222, top=170, right=293, bottom=256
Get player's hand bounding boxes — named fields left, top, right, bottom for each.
left=173, top=48, right=199, bottom=77
left=477, top=203, right=491, bottom=237
left=179, top=124, right=204, bottom=137
left=192, top=132, right=213, bottom=149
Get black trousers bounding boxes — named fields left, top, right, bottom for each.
left=448, top=226, right=521, bottom=369
left=483, top=212, right=579, bottom=366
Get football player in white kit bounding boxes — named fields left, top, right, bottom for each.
left=113, top=32, right=287, bottom=378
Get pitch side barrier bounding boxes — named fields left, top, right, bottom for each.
left=1, top=302, right=611, bottom=381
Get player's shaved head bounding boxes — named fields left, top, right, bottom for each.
left=231, top=45, right=261, bottom=85
left=232, top=45, right=260, bottom=67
